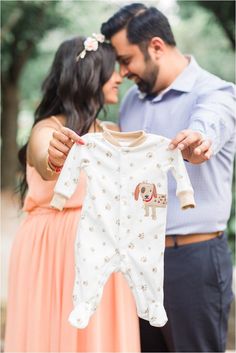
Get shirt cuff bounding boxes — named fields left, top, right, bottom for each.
left=178, top=191, right=196, bottom=210
left=50, top=193, right=67, bottom=211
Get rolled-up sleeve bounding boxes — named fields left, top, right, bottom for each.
left=189, top=87, right=236, bottom=154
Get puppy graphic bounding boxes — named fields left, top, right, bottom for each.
left=134, top=183, right=167, bottom=220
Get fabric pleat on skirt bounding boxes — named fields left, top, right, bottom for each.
left=4, top=208, right=140, bottom=352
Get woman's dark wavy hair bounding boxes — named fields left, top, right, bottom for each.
left=18, top=36, right=116, bottom=205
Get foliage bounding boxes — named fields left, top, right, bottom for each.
left=1, top=0, right=70, bottom=189
left=176, top=0, right=235, bottom=82
left=197, top=0, right=235, bottom=48
left=1, top=0, right=68, bottom=80
left=177, top=0, right=235, bottom=49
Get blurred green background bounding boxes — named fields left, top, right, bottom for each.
left=1, top=0, right=235, bottom=251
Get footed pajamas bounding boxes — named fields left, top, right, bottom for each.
left=51, top=129, right=196, bottom=329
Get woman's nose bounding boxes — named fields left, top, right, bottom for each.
left=115, top=72, right=123, bottom=84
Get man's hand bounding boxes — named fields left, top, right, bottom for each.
left=168, top=129, right=213, bottom=164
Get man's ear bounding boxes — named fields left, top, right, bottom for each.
left=148, top=37, right=165, bottom=59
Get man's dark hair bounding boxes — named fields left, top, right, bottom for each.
left=101, top=3, right=176, bottom=53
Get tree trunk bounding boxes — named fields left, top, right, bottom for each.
left=1, top=82, right=19, bottom=190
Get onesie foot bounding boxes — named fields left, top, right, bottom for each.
left=149, top=303, right=168, bottom=327
left=68, top=302, right=93, bottom=329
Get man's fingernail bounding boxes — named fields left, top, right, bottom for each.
left=168, top=144, right=175, bottom=150
left=178, top=144, right=184, bottom=150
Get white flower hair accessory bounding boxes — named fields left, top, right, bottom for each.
left=76, top=33, right=105, bottom=61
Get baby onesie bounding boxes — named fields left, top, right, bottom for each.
left=51, top=128, right=196, bottom=329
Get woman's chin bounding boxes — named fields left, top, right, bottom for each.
left=105, top=96, right=119, bottom=104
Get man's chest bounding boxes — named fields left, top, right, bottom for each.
left=120, top=93, right=197, bottom=138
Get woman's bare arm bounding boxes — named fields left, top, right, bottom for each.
left=27, top=117, right=84, bottom=180
left=27, top=117, right=118, bottom=180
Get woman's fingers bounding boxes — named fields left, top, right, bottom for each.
left=50, top=138, right=70, bottom=155
left=48, top=145, right=66, bottom=161
left=60, top=127, right=85, bottom=145
left=48, top=127, right=85, bottom=168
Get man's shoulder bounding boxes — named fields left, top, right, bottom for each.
left=194, top=66, right=235, bottom=96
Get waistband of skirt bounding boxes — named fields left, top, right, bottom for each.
left=26, top=206, right=82, bottom=215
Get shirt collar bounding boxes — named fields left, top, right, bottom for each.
left=138, top=55, right=200, bottom=101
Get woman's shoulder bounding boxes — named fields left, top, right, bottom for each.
left=33, top=115, right=66, bottom=131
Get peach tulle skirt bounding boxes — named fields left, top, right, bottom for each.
left=4, top=207, right=140, bottom=352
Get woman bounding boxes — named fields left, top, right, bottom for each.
left=4, top=35, right=140, bottom=352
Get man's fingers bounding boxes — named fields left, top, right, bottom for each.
left=204, top=147, right=213, bottom=160
left=193, top=140, right=212, bottom=156
left=168, top=129, right=213, bottom=163
left=177, top=135, right=201, bottom=151
left=169, top=130, right=203, bottom=150
left=168, top=130, right=189, bottom=149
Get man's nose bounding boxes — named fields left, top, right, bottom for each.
left=119, top=64, right=129, bottom=78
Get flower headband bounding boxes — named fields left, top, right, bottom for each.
left=76, top=33, right=105, bottom=61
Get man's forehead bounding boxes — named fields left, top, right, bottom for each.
left=111, top=29, right=142, bottom=57
left=111, top=28, right=128, bottom=44
left=111, top=30, right=133, bottom=50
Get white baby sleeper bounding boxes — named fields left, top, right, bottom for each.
left=51, top=129, right=196, bottom=329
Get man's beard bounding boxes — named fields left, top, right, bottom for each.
left=136, top=61, right=159, bottom=94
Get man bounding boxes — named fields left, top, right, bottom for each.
left=101, top=3, right=235, bottom=352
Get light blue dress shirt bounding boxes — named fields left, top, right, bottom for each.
left=119, top=56, right=236, bottom=235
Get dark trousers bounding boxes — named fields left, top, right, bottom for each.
left=139, top=233, right=233, bottom=352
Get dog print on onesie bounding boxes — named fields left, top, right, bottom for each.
left=134, top=182, right=167, bottom=220
left=50, top=128, right=196, bottom=329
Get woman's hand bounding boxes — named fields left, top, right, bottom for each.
left=48, top=126, right=85, bottom=169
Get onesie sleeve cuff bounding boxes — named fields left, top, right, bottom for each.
left=50, top=193, right=67, bottom=211
left=178, top=191, right=196, bottom=210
